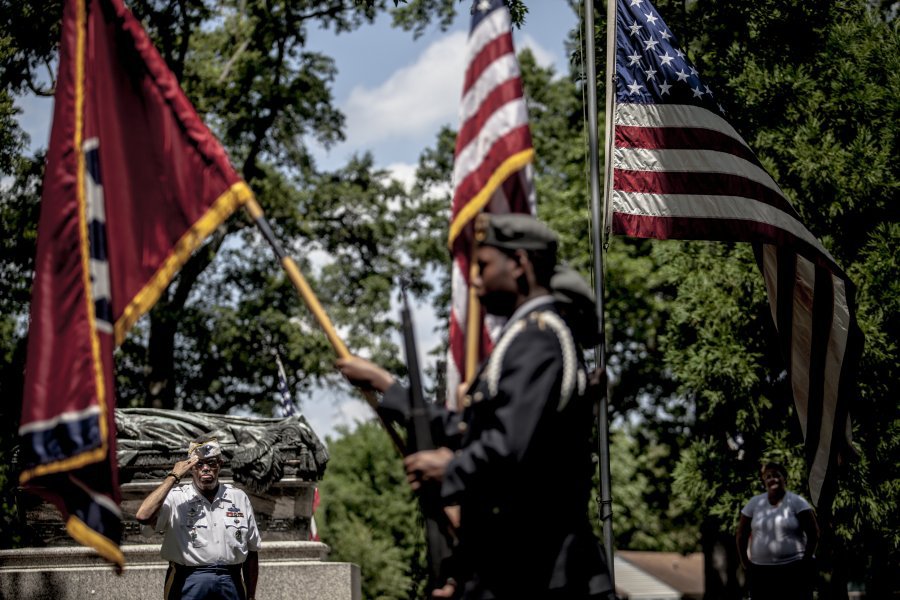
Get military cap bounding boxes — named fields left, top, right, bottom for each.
left=188, top=437, right=222, bottom=460
left=475, top=213, right=558, bottom=252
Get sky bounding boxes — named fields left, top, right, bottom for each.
left=13, top=1, right=581, bottom=444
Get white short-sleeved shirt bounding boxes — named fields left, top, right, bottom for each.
left=741, top=491, right=811, bottom=565
left=153, top=482, right=262, bottom=566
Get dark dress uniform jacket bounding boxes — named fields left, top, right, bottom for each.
left=380, top=297, right=614, bottom=599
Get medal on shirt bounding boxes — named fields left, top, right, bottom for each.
left=234, top=529, right=243, bottom=543
left=190, top=528, right=201, bottom=547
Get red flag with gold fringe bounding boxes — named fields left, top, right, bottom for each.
left=19, top=0, right=252, bottom=566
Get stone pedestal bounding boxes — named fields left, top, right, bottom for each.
left=0, top=542, right=361, bottom=600
left=18, top=477, right=319, bottom=546
left=6, top=411, right=359, bottom=599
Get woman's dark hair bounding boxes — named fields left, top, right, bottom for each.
left=759, top=461, right=788, bottom=480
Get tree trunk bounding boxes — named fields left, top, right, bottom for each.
left=146, top=295, right=177, bottom=409
left=142, top=233, right=226, bottom=409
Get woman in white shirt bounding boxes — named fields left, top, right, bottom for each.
left=736, top=461, right=819, bottom=600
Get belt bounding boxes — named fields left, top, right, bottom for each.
left=175, top=563, right=242, bottom=575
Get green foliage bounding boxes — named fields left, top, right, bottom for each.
left=0, top=0, right=456, bottom=413
left=607, top=428, right=699, bottom=551
left=633, top=0, right=900, bottom=593
left=318, top=423, right=426, bottom=599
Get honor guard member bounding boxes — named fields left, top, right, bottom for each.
left=338, top=213, right=615, bottom=599
left=136, top=438, right=261, bottom=600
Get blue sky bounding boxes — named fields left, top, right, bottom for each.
left=13, top=2, right=581, bottom=442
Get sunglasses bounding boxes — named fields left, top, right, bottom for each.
left=193, top=459, right=221, bottom=469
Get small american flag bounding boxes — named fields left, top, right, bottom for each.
left=608, top=0, right=864, bottom=507
left=446, top=0, right=536, bottom=408
left=273, top=352, right=320, bottom=540
left=274, top=352, right=296, bottom=417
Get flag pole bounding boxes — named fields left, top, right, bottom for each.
left=585, top=0, right=616, bottom=581
left=464, top=235, right=482, bottom=384
left=243, top=196, right=406, bottom=454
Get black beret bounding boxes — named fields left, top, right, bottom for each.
left=474, top=213, right=558, bottom=252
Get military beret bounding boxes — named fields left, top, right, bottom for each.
left=188, top=437, right=222, bottom=460
left=475, top=213, right=558, bottom=252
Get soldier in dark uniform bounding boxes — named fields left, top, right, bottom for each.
left=338, top=213, right=615, bottom=599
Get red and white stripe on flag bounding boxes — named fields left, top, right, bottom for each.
left=608, top=0, right=863, bottom=507
left=446, top=0, right=535, bottom=409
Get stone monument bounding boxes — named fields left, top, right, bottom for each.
left=0, top=408, right=361, bottom=600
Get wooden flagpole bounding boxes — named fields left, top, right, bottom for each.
left=584, top=0, right=616, bottom=583
left=243, top=196, right=406, bottom=455
left=464, top=235, right=482, bottom=385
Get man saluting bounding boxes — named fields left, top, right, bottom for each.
left=136, top=438, right=261, bottom=600
left=338, top=213, right=615, bottom=599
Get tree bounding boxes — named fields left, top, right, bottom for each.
left=0, top=0, right=463, bottom=417
left=0, top=0, right=462, bottom=550
left=531, top=1, right=898, bottom=595
left=317, top=422, right=426, bottom=600
left=625, top=0, right=900, bottom=596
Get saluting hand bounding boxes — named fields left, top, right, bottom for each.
left=171, top=455, right=199, bottom=480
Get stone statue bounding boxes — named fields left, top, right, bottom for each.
left=115, top=408, right=328, bottom=494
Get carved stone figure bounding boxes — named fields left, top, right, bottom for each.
left=115, top=408, right=328, bottom=493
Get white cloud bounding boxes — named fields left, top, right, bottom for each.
left=341, top=31, right=468, bottom=150
left=338, top=27, right=560, bottom=162
left=517, top=32, right=558, bottom=71
left=384, top=162, right=418, bottom=192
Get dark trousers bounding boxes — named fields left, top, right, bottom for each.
left=165, top=563, right=246, bottom=600
left=749, top=559, right=815, bottom=600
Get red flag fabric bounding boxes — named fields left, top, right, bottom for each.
left=18, top=0, right=252, bottom=565
left=608, top=0, right=864, bottom=507
left=446, top=0, right=535, bottom=408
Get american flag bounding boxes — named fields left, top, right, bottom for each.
left=607, top=0, right=864, bottom=507
left=274, top=351, right=296, bottom=417
left=446, top=0, right=536, bottom=408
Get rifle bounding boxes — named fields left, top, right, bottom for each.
left=398, top=280, right=455, bottom=593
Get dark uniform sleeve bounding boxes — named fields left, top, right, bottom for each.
left=441, top=325, right=563, bottom=504
left=378, top=382, right=466, bottom=450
